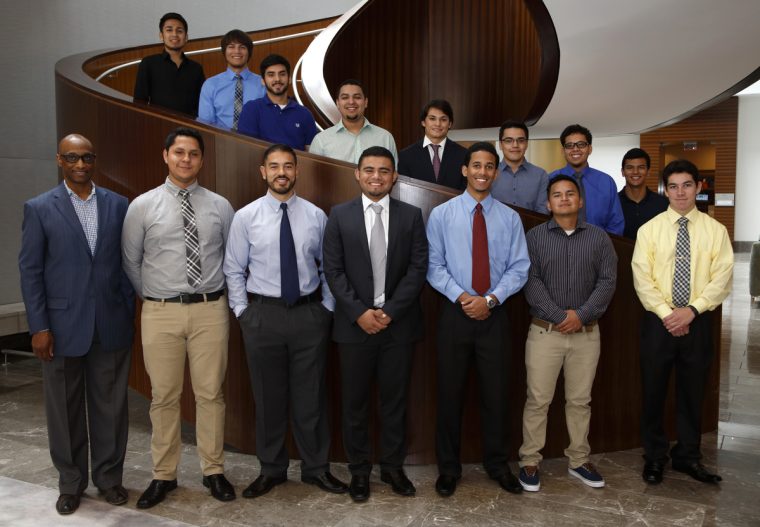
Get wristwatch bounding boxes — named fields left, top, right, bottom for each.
left=485, top=295, right=498, bottom=309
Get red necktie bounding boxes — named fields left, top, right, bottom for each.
left=472, top=203, right=490, bottom=295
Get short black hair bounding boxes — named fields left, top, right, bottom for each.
left=463, top=142, right=499, bottom=167
left=262, top=143, right=297, bottom=165
left=420, top=99, right=454, bottom=123
left=164, top=127, right=204, bottom=155
left=498, top=119, right=529, bottom=141
left=622, top=148, right=651, bottom=169
left=336, top=79, right=365, bottom=97
left=662, top=159, right=700, bottom=185
left=159, top=12, right=187, bottom=32
left=260, top=54, right=291, bottom=76
left=357, top=146, right=395, bottom=168
left=560, top=124, right=592, bottom=145
left=221, top=30, right=252, bottom=60
left=547, top=174, right=580, bottom=198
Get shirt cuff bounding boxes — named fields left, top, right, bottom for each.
left=233, top=304, right=247, bottom=318
left=654, top=303, right=673, bottom=320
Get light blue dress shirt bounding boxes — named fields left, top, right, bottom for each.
left=223, top=192, right=335, bottom=316
left=197, top=68, right=265, bottom=129
left=426, top=191, right=530, bottom=304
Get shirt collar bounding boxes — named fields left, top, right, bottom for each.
left=161, top=50, right=187, bottom=64
left=361, top=193, right=390, bottom=213
left=264, top=95, right=295, bottom=108
left=164, top=176, right=199, bottom=196
left=462, top=190, right=494, bottom=213
left=666, top=205, right=700, bottom=224
left=546, top=216, right=586, bottom=232
left=499, top=159, right=526, bottom=175
left=63, top=180, right=96, bottom=201
left=225, top=67, right=252, bottom=80
left=265, top=191, right=297, bottom=212
left=422, top=136, right=447, bottom=150
left=337, top=118, right=372, bottom=133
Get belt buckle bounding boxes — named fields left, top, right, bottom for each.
left=179, top=293, right=191, bottom=304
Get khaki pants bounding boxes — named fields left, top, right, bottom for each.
left=141, top=297, right=229, bottom=479
left=519, top=323, right=600, bottom=468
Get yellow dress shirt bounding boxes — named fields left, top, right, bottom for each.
left=632, top=206, right=733, bottom=320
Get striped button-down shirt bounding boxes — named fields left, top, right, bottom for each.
left=524, top=218, right=617, bottom=324
left=64, top=180, right=98, bottom=256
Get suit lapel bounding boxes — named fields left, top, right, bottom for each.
left=353, top=198, right=371, bottom=264
left=94, top=187, right=109, bottom=259
left=387, top=198, right=400, bottom=273
left=52, top=183, right=92, bottom=257
left=419, top=142, right=435, bottom=180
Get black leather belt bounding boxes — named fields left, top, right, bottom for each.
left=247, top=291, right=321, bottom=307
left=531, top=317, right=596, bottom=333
left=145, top=290, right=225, bottom=304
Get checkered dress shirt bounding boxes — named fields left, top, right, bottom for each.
left=64, top=181, right=98, bottom=256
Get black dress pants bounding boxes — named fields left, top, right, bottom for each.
left=435, top=301, right=510, bottom=478
left=639, top=311, right=713, bottom=464
left=338, top=331, right=414, bottom=475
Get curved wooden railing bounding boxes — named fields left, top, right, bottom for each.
left=54, top=16, right=720, bottom=464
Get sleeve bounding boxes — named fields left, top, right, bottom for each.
left=534, top=170, right=549, bottom=215
left=574, top=232, right=617, bottom=323
left=691, top=223, right=734, bottom=314
left=190, top=65, right=205, bottom=118
left=322, top=209, right=370, bottom=322
left=197, top=79, right=216, bottom=125
left=237, top=101, right=259, bottom=138
left=121, top=200, right=146, bottom=298
left=315, top=211, right=336, bottom=311
left=489, top=212, right=530, bottom=303
left=397, top=150, right=410, bottom=178
left=522, top=230, right=567, bottom=323
left=115, top=197, right=136, bottom=314
left=607, top=179, right=625, bottom=236
left=222, top=211, right=250, bottom=317
left=18, top=202, right=49, bottom=333
left=381, top=207, right=428, bottom=320
left=426, top=207, right=465, bottom=302
left=133, top=59, right=149, bottom=102
left=631, top=224, right=672, bottom=319
left=220, top=198, right=235, bottom=243
left=386, top=133, right=399, bottom=168
left=303, top=110, right=319, bottom=148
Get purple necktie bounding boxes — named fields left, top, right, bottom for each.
left=431, top=144, right=441, bottom=181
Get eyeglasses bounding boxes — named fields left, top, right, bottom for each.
left=500, top=137, right=527, bottom=145
left=60, top=153, right=97, bottom=164
left=563, top=141, right=589, bottom=150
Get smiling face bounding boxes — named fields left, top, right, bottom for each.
left=261, top=150, right=297, bottom=199
left=622, top=157, right=649, bottom=190
left=547, top=179, right=582, bottom=219
left=421, top=107, right=452, bottom=143
left=562, top=132, right=592, bottom=170
left=224, top=41, right=249, bottom=71
left=163, top=135, right=203, bottom=188
left=57, top=135, right=95, bottom=187
left=336, top=84, right=368, bottom=123
left=463, top=150, right=498, bottom=200
left=355, top=155, right=397, bottom=201
left=263, top=63, right=289, bottom=98
left=159, top=18, right=188, bottom=52
left=664, top=172, right=701, bottom=215
left=500, top=127, right=528, bottom=165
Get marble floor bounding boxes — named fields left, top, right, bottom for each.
left=1, top=254, right=759, bottom=526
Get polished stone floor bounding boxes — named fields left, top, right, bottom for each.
left=1, top=254, right=759, bottom=526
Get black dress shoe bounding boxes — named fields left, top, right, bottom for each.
left=493, top=471, right=523, bottom=494
left=380, top=469, right=416, bottom=496
left=672, top=461, right=722, bottom=484
left=55, top=493, right=81, bottom=515
left=242, top=474, right=287, bottom=498
left=642, top=461, right=665, bottom=484
left=302, top=472, right=349, bottom=494
left=136, top=479, right=177, bottom=509
left=349, top=474, right=370, bottom=502
left=203, top=474, right=236, bottom=501
left=435, top=474, right=459, bottom=497
left=98, top=484, right=128, bottom=505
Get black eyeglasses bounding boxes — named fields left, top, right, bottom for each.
left=60, top=153, right=97, bottom=164
left=563, top=141, right=589, bottom=150
left=500, top=137, right=527, bottom=145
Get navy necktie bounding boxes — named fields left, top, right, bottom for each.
left=280, top=202, right=300, bottom=305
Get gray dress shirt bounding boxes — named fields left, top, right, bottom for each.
left=491, top=159, right=550, bottom=214
left=223, top=192, right=335, bottom=316
left=122, top=177, right=234, bottom=298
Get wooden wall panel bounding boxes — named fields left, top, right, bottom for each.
left=322, top=0, right=558, bottom=150
left=641, top=97, right=738, bottom=238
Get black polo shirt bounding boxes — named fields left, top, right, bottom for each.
left=618, top=187, right=669, bottom=239
left=133, top=51, right=205, bottom=117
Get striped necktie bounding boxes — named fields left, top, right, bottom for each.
left=232, top=74, right=243, bottom=130
left=178, top=189, right=202, bottom=288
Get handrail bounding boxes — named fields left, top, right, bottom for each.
left=291, top=53, right=324, bottom=132
left=94, top=28, right=324, bottom=82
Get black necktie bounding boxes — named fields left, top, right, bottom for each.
left=280, top=202, right=299, bottom=305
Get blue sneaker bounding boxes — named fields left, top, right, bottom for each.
left=568, top=463, right=605, bottom=488
left=519, top=466, right=540, bottom=492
